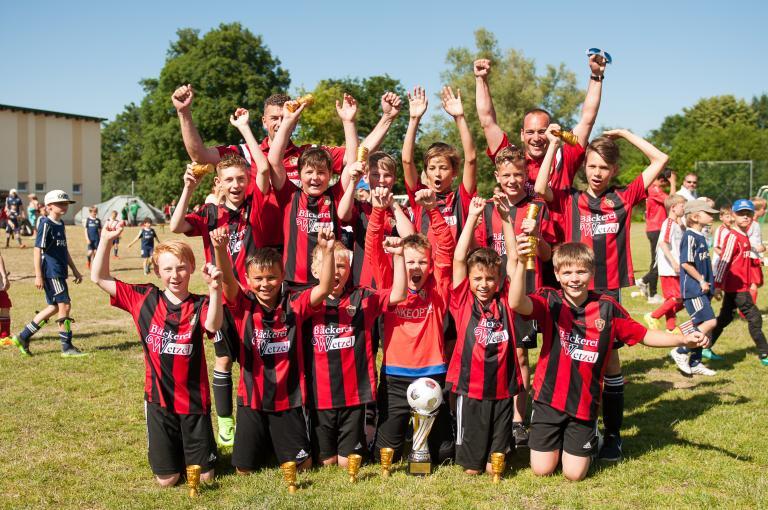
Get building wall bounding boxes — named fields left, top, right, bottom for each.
left=0, top=109, right=101, bottom=222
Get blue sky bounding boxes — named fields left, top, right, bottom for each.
left=2, top=0, right=766, bottom=136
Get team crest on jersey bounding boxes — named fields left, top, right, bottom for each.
left=345, top=305, right=357, bottom=317
left=594, top=319, right=605, bottom=331
left=324, top=197, right=331, bottom=206
left=603, top=197, right=615, bottom=208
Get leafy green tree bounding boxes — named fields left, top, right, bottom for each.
left=752, top=93, right=768, bottom=129
left=101, top=103, right=142, bottom=198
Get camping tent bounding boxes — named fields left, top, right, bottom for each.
left=74, top=195, right=165, bottom=225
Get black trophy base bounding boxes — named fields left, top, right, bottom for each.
left=407, top=460, right=432, bottom=476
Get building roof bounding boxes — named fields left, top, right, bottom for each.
left=0, top=103, right=106, bottom=123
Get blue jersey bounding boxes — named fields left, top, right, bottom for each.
left=36, top=217, right=70, bottom=278
left=85, top=217, right=102, bottom=241
left=679, top=229, right=713, bottom=299
left=140, top=228, right=157, bottom=250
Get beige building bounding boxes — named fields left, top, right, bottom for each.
left=0, top=104, right=104, bottom=222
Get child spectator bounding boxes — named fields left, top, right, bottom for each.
left=84, top=206, right=101, bottom=269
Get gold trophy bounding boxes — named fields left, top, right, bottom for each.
left=490, top=452, right=506, bottom=483
left=186, top=464, right=201, bottom=497
left=280, top=461, right=298, bottom=494
left=406, top=378, right=443, bottom=476
left=347, top=453, right=363, bottom=483
left=551, top=129, right=579, bottom=146
left=190, top=163, right=215, bottom=179
left=525, top=203, right=540, bottom=271
left=285, top=93, right=315, bottom=112
left=357, top=145, right=369, bottom=163
left=380, top=447, right=394, bottom=478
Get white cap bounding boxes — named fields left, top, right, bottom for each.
left=9, top=188, right=17, bottom=195
left=44, top=189, right=76, bottom=206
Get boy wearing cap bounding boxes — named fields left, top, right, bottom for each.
left=669, top=199, right=719, bottom=375
left=11, top=190, right=85, bottom=357
left=707, top=199, right=768, bottom=366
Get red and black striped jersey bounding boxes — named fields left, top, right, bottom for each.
left=111, top=280, right=213, bottom=415
left=548, top=174, right=647, bottom=290
left=406, top=182, right=474, bottom=243
left=345, top=201, right=396, bottom=288
left=303, top=287, right=390, bottom=410
left=447, top=278, right=523, bottom=400
left=184, top=193, right=268, bottom=289
left=522, top=288, right=647, bottom=420
left=272, top=181, right=344, bottom=286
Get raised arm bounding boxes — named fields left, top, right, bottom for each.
left=533, top=126, right=561, bottom=201
left=200, top=263, right=224, bottom=333
left=361, top=92, right=402, bottom=153
left=310, top=229, right=336, bottom=306
left=572, top=55, right=607, bottom=147
left=365, top=187, right=395, bottom=286
left=169, top=165, right=201, bottom=234
left=267, top=103, right=306, bottom=191
left=336, top=94, right=359, bottom=189
left=210, top=227, right=239, bottom=304
left=453, top=196, right=485, bottom=288
left=507, top=233, right=534, bottom=315
left=442, top=86, right=477, bottom=193
left=603, top=129, right=669, bottom=188
left=417, top=189, right=455, bottom=281
left=90, top=222, right=123, bottom=297
left=392, top=201, right=415, bottom=237
left=337, top=161, right=365, bottom=222
left=473, top=59, right=506, bottom=155
left=230, top=108, right=271, bottom=194
left=172, top=84, right=221, bottom=164
left=402, top=86, right=428, bottom=191
left=382, top=237, right=408, bottom=305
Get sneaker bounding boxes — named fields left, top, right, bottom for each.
left=702, top=348, right=724, bottom=361
left=61, top=345, right=88, bottom=357
left=10, top=335, right=32, bottom=357
left=759, top=356, right=768, bottom=367
left=644, top=313, right=662, bottom=331
left=512, top=422, right=529, bottom=449
left=217, top=415, right=235, bottom=447
left=670, top=348, right=692, bottom=375
left=647, top=294, right=664, bottom=304
left=597, top=433, right=623, bottom=462
left=635, top=278, right=649, bottom=298
left=689, top=363, right=716, bottom=376
left=665, top=327, right=682, bottom=335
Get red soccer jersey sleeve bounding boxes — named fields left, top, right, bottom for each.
left=365, top=206, right=394, bottom=287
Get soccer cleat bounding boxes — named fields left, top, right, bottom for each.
left=666, top=327, right=682, bottom=335
left=670, top=348, right=692, bottom=375
left=644, top=312, right=662, bottom=331
left=759, top=356, right=768, bottom=367
left=61, top=345, right=88, bottom=357
left=10, top=335, right=32, bottom=357
left=689, top=363, right=716, bottom=376
left=217, top=416, right=235, bottom=447
left=647, top=294, right=664, bottom=304
left=701, top=348, right=723, bottom=361
left=597, top=433, right=623, bottom=462
left=635, top=278, right=649, bottom=298
left=512, top=422, right=529, bottom=449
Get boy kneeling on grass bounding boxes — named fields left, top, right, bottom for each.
left=506, top=236, right=708, bottom=481
left=91, top=221, right=223, bottom=487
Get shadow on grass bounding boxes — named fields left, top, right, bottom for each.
left=89, top=340, right=140, bottom=352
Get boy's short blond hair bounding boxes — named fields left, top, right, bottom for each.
left=402, top=233, right=431, bottom=254
left=369, top=151, right=397, bottom=176
left=216, top=153, right=249, bottom=177
left=246, top=248, right=283, bottom=274
left=552, top=242, right=595, bottom=272
left=152, top=241, right=196, bottom=272
left=664, top=194, right=686, bottom=213
left=494, top=146, right=526, bottom=169
left=424, top=142, right=460, bottom=172
left=467, top=248, right=501, bottom=273
left=311, top=241, right=351, bottom=277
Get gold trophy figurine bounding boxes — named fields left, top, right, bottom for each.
left=280, top=461, right=298, bottom=494
left=285, top=93, right=315, bottom=113
left=190, top=163, right=215, bottom=180
left=357, top=145, right=369, bottom=164
left=524, top=203, right=540, bottom=271
left=490, top=453, right=506, bottom=484
left=551, top=129, right=579, bottom=146
left=186, top=464, right=201, bottom=498
left=347, top=453, right=363, bottom=483
left=380, top=447, right=394, bottom=478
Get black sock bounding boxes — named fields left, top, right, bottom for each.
left=212, top=370, right=233, bottom=418
left=602, top=373, right=624, bottom=436
left=59, top=331, right=73, bottom=350
left=19, top=321, right=41, bottom=343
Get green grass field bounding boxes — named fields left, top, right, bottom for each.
left=1, top=224, right=767, bottom=509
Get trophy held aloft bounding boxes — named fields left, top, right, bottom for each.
left=406, top=377, right=443, bottom=476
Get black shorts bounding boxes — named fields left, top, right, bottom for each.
left=310, top=405, right=367, bottom=460
left=528, top=401, right=597, bottom=458
left=43, top=277, right=70, bottom=305
left=374, top=374, right=455, bottom=463
left=212, top=306, right=240, bottom=362
left=87, top=239, right=99, bottom=251
left=232, top=405, right=311, bottom=469
left=144, top=401, right=217, bottom=475
left=141, top=246, right=154, bottom=259
left=513, top=314, right=537, bottom=349
left=455, top=395, right=513, bottom=471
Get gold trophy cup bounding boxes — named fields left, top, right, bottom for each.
left=406, top=378, right=443, bottom=476
left=490, top=452, right=506, bottom=483
left=380, top=447, right=394, bottom=478
left=285, top=94, right=315, bottom=113
left=186, top=464, right=201, bottom=497
left=525, top=203, right=540, bottom=271
left=551, top=129, right=579, bottom=146
left=357, top=146, right=369, bottom=163
left=280, top=461, right=298, bottom=494
left=190, top=163, right=215, bottom=180
left=347, top=453, right=363, bottom=483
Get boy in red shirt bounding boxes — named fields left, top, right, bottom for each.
left=212, top=227, right=337, bottom=472
left=367, top=187, right=456, bottom=463
left=91, top=227, right=224, bottom=487
left=448, top=196, right=524, bottom=475
left=534, top=126, right=670, bottom=461
left=508, top=239, right=707, bottom=481
left=637, top=171, right=675, bottom=303
left=710, top=199, right=768, bottom=366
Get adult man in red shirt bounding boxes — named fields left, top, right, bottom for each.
left=637, top=171, right=676, bottom=303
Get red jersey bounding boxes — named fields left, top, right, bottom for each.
left=367, top=207, right=455, bottom=377
left=549, top=174, right=647, bottom=290
left=447, top=278, right=522, bottom=400
left=304, top=288, right=390, bottom=410
left=184, top=193, right=267, bottom=288
left=714, top=228, right=753, bottom=292
left=714, top=224, right=731, bottom=253
left=522, top=288, right=647, bottom=421
left=226, top=288, right=315, bottom=412
left=111, top=281, right=212, bottom=415
left=347, top=201, right=396, bottom=288
left=271, top=181, right=344, bottom=286
left=406, top=182, right=474, bottom=242
left=645, top=182, right=668, bottom=232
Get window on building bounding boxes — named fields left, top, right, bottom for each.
left=35, top=182, right=45, bottom=192
left=73, top=183, right=82, bottom=194
left=17, top=182, right=28, bottom=192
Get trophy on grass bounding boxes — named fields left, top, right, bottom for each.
left=280, top=461, right=298, bottom=494
left=347, top=453, right=363, bottom=483
left=380, top=447, right=394, bottom=478
left=186, top=464, right=201, bottom=497
left=490, top=452, right=506, bottom=483
left=406, top=377, right=443, bottom=476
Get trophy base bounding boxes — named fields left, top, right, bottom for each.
left=407, top=461, right=432, bottom=476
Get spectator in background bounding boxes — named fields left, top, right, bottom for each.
left=676, top=173, right=699, bottom=201
left=27, top=194, right=40, bottom=234
left=637, top=170, right=676, bottom=304
left=129, top=199, right=140, bottom=226
left=120, top=203, right=129, bottom=225
left=5, top=189, right=22, bottom=214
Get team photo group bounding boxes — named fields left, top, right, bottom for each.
left=4, top=48, right=768, bottom=493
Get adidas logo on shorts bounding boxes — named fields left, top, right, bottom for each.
left=296, top=449, right=309, bottom=460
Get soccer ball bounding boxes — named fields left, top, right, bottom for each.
left=406, top=378, right=443, bottom=414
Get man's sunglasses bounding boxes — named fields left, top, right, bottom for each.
left=586, top=48, right=612, bottom=65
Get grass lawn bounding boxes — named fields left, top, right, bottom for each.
left=0, top=223, right=767, bottom=509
